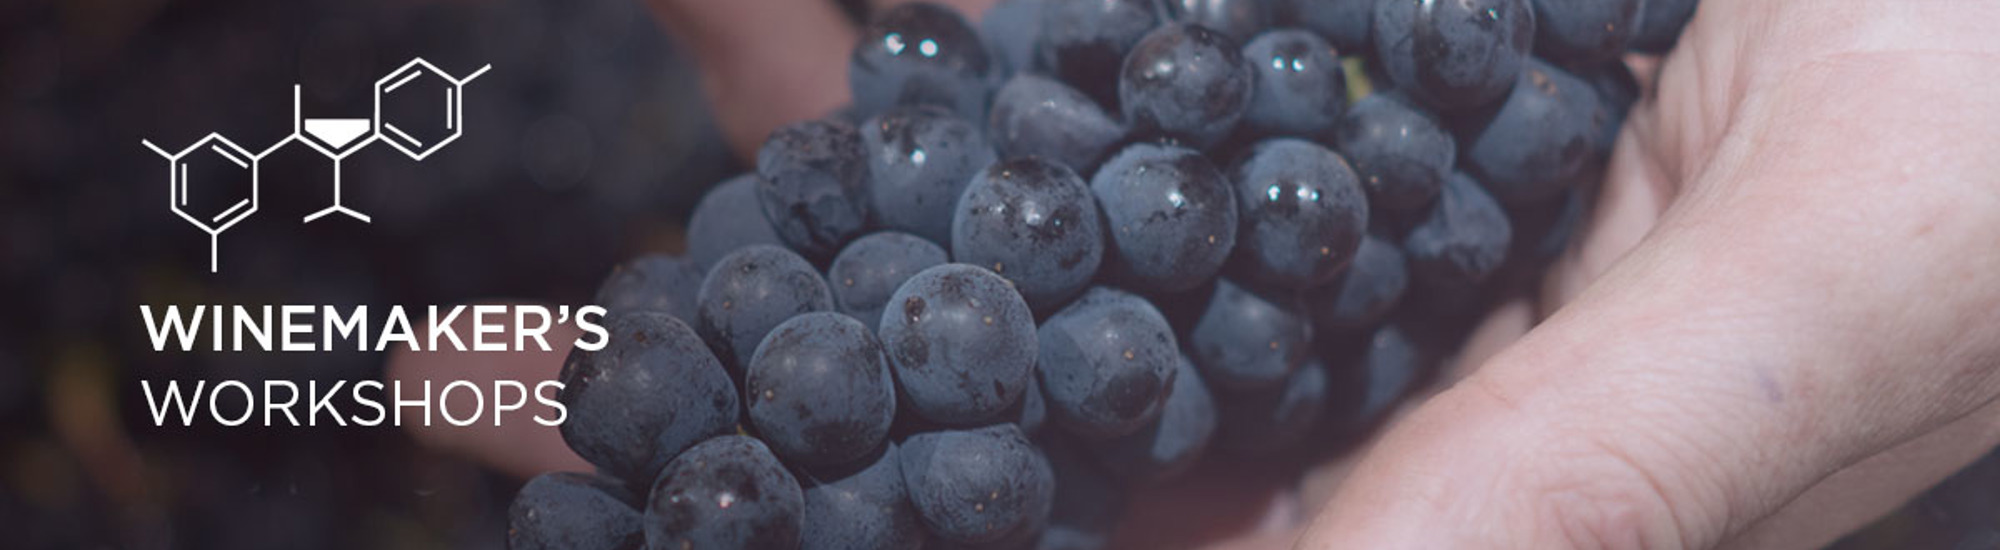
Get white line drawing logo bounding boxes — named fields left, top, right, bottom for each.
left=142, top=58, right=492, bottom=273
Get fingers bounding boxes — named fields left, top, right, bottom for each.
left=386, top=302, right=589, bottom=479
left=645, top=0, right=858, bottom=160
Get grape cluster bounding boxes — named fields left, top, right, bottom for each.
left=509, top=0, right=1698, bottom=548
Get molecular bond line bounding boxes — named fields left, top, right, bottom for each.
left=142, top=58, right=491, bottom=273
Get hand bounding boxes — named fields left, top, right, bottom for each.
left=1297, top=1, right=2000, bottom=547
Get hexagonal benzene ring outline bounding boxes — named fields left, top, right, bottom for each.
left=143, top=132, right=260, bottom=273
left=372, top=59, right=491, bottom=161
left=160, top=133, right=261, bottom=235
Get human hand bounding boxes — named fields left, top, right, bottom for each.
left=1295, top=1, right=2000, bottom=547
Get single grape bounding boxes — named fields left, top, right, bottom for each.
left=1372, top=0, right=1536, bottom=111
left=1228, top=138, right=1369, bottom=289
left=1090, top=142, right=1238, bottom=293
left=1320, top=322, right=1430, bottom=438
left=1240, top=29, right=1346, bottom=139
left=1629, top=0, right=1700, bottom=54
left=1270, top=0, right=1375, bottom=52
left=557, top=312, right=738, bottom=485
left=1037, top=436, right=1129, bottom=550
left=1159, top=0, right=1271, bottom=42
left=1459, top=59, right=1604, bottom=204
left=1189, top=278, right=1313, bottom=391
left=1330, top=91, right=1454, bottom=211
left=686, top=174, right=786, bottom=269
left=851, top=2, right=995, bottom=122
left=1304, top=235, right=1408, bottom=332
left=1530, top=0, right=1641, bottom=65
left=1214, top=357, right=1328, bottom=455
left=645, top=436, right=804, bottom=549
left=1119, top=23, right=1254, bottom=149
left=988, top=75, right=1129, bottom=175
left=1036, top=286, right=1180, bottom=439
left=1009, top=376, right=1050, bottom=437
left=862, top=106, right=997, bottom=246
left=695, top=245, right=835, bottom=371
left=980, top=0, right=1046, bottom=76
left=899, top=424, right=1055, bottom=544
left=952, top=157, right=1105, bottom=311
left=593, top=254, right=703, bottom=321
left=757, top=119, right=872, bottom=260
left=801, top=444, right=927, bottom=550
left=1579, top=60, right=1640, bottom=156
left=1035, top=0, right=1160, bottom=108
left=509, top=472, right=643, bottom=550
left=1403, top=172, right=1513, bottom=289
left=829, top=231, right=950, bottom=326
left=746, top=312, right=897, bottom=466
left=1087, top=354, right=1217, bottom=485
left=879, top=264, right=1038, bottom=425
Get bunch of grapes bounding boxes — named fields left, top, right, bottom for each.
left=507, top=0, right=1698, bottom=548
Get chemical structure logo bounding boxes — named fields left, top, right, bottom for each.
left=142, top=58, right=492, bottom=273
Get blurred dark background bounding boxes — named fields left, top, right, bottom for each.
left=0, top=0, right=1992, bottom=549
left=2, top=0, right=740, bottom=547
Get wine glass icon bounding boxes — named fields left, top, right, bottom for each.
left=294, top=84, right=381, bottom=223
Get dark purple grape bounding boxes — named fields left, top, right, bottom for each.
left=862, top=106, right=997, bottom=246
left=1460, top=59, right=1604, bottom=205
left=988, top=74, right=1129, bottom=175
left=981, top=0, right=1046, bottom=76
left=687, top=174, right=786, bottom=269
left=1089, top=142, right=1238, bottom=293
left=851, top=2, right=995, bottom=122
left=1271, top=0, right=1375, bottom=52
left=952, top=157, right=1105, bottom=311
left=1036, top=0, right=1160, bottom=108
left=756, top=119, right=872, bottom=260
left=1304, top=235, right=1407, bottom=332
left=746, top=312, right=897, bottom=466
left=1579, top=60, right=1640, bottom=155
left=593, top=254, right=704, bottom=321
left=1331, top=91, right=1454, bottom=211
left=1372, top=0, right=1536, bottom=111
left=1228, top=138, right=1369, bottom=289
left=1214, top=358, right=1328, bottom=455
left=1188, top=278, right=1313, bottom=391
left=1008, top=376, right=1050, bottom=437
left=801, top=444, right=927, bottom=550
left=1403, top=172, right=1513, bottom=288
left=509, top=472, right=643, bottom=550
left=557, top=313, right=738, bottom=485
left=1037, top=436, right=1128, bottom=550
left=645, top=436, right=803, bottom=549
left=696, top=245, right=835, bottom=371
left=1530, top=0, right=1640, bottom=65
left=1240, top=29, right=1346, bottom=139
left=1119, top=23, right=1254, bottom=149
left=1321, top=322, right=1430, bottom=438
left=1036, top=286, right=1180, bottom=439
left=1087, top=354, right=1216, bottom=485
left=1629, top=0, right=1699, bottom=54
left=899, top=424, right=1055, bottom=544
left=829, top=231, right=950, bottom=326
left=1159, top=0, right=1272, bottom=42
left=879, top=264, right=1038, bottom=424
